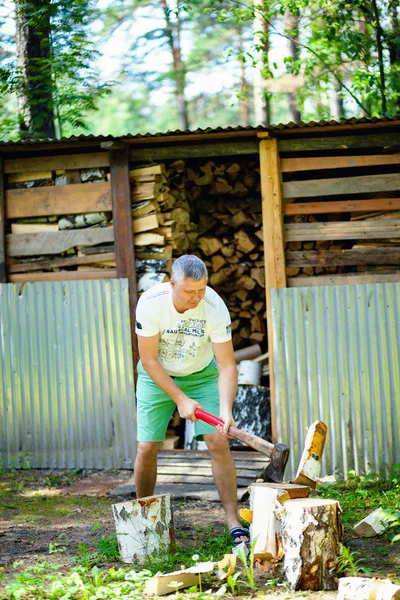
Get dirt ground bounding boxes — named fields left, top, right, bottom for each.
left=1, top=470, right=399, bottom=597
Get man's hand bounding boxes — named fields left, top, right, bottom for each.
left=217, top=410, right=236, bottom=437
left=176, top=396, right=201, bottom=421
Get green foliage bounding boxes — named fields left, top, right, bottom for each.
left=0, top=0, right=110, bottom=140
left=337, top=546, right=372, bottom=576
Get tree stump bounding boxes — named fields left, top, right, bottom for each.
left=112, top=494, right=175, bottom=563
left=276, top=498, right=343, bottom=590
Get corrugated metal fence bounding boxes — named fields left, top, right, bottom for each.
left=272, top=282, right=400, bottom=480
left=0, top=279, right=136, bottom=469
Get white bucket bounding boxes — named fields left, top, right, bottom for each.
left=237, top=360, right=262, bottom=385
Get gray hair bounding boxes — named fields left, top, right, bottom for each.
left=171, top=255, right=208, bottom=284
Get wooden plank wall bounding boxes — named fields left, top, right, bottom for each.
left=277, top=131, right=400, bottom=287
left=2, top=149, right=139, bottom=365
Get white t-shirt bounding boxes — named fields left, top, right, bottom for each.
left=135, top=282, right=232, bottom=376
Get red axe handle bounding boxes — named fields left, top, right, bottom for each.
left=194, top=408, right=274, bottom=456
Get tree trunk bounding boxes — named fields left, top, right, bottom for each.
left=14, top=0, right=56, bottom=138
left=238, top=30, right=250, bottom=126
left=371, top=0, right=387, bottom=114
left=284, top=10, right=301, bottom=123
left=160, top=0, right=189, bottom=130
left=253, top=1, right=270, bottom=125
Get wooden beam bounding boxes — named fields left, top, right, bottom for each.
left=281, top=153, right=400, bottom=173
left=286, top=248, right=400, bottom=267
left=4, top=151, right=110, bottom=173
left=0, top=157, right=5, bottom=282
left=279, top=132, right=400, bottom=153
left=284, top=198, right=400, bottom=215
left=129, top=140, right=259, bottom=162
left=259, top=138, right=286, bottom=444
left=9, top=270, right=117, bottom=283
left=8, top=252, right=116, bottom=273
left=285, top=219, right=400, bottom=241
left=6, top=226, right=114, bottom=257
left=6, top=181, right=112, bottom=219
left=283, top=173, right=400, bottom=199
left=110, top=147, right=139, bottom=373
left=287, top=272, right=400, bottom=287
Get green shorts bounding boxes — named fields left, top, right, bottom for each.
left=136, top=359, right=220, bottom=442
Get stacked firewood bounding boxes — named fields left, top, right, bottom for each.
left=129, top=161, right=197, bottom=291
left=186, top=159, right=266, bottom=350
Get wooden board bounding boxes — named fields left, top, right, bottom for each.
left=283, top=173, right=400, bottom=199
left=7, top=226, right=114, bottom=257
left=5, top=181, right=112, bottom=218
left=8, top=252, right=116, bottom=273
left=4, top=151, right=110, bottom=174
left=279, top=132, right=400, bottom=153
left=287, top=272, right=400, bottom=287
left=259, top=138, right=286, bottom=444
left=157, top=450, right=270, bottom=487
left=285, top=219, right=400, bottom=241
left=284, top=197, right=400, bottom=215
left=281, top=153, right=400, bottom=172
left=129, top=140, right=259, bottom=162
left=11, top=223, right=59, bottom=234
left=9, top=270, right=117, bottom=282
left=286, top=248, right=400, bottom=267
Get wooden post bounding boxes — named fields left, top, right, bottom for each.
left=109, top=147, right=139, bottom=374
left=259, top=138, right=286, bottom=443
left=0, top=157, right=6, bottom=283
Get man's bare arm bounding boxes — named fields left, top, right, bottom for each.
left=138, top=334, right=200, bottom=421
left=213, top=340, right=238, bottom=435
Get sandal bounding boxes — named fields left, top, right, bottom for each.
left=229, top=526, right=250, bottom=547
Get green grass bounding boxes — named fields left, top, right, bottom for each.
left=0, top=466, right=399, bottom=599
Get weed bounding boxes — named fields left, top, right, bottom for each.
left=236, top=538, right=257, bottom=593
left=95, top=534, right=120, bottom=562
left=337, top=546, right=372, bottom=576
left=380, top=509, right=400, bottom=543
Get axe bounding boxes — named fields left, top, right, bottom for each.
left=194, top=408, right=289, bottom=483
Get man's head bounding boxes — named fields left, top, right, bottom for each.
left=170, top=255, right=208, bottom=313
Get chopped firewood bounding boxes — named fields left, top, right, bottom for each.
left=353, top=508, right=387, bottom=537
left=293, top=421, right=328, bottom=488
left=211, top=254, right=226, bottom=272
left=143, top=562, right=215, bottom=596
left=197, top=236, right=223, bottom=256
left=337, top=577, right=400, bottom=600
left=134, top=232, right=165, bottom=246
left=235, top=230, right=256, bottom=253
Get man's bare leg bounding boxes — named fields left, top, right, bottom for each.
left=203, top=433, right=249, bottom=543
left=134, top=441, right=159, bottom=498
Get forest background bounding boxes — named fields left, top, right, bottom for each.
left=0, top=0, right=399, bottom=141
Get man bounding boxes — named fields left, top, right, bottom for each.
left=134, top=254, right=249, bottom=546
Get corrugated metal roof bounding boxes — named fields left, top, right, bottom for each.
left=1, top=115, right=399, bottom=146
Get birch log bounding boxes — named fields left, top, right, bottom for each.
left=112, top=495, right=175, bottom=563
left=338, top=577, right=400, bottom=600
left=277, top=498, right=343, bottom=590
